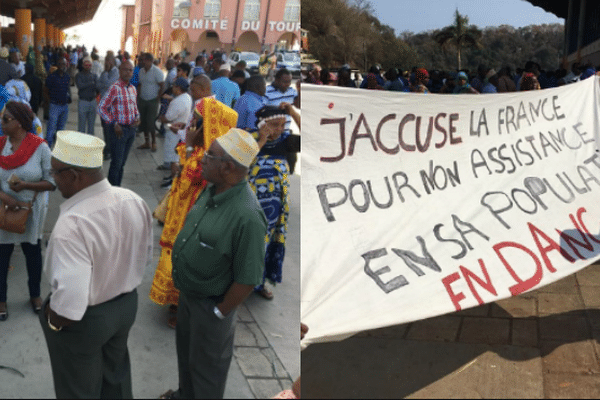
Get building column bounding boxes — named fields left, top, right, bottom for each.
left=15, top=9, right=33, bottom=57
left=47, top=24, right=54, bottom=47
left=54, top=28, right=60, bottom=48
left=34, top=18, right=46, bottom=53
left=60, top=31, right=65, bottom=46
left=577, top=0, right=587, bottom=61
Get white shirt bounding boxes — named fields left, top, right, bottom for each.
left=45, top=179, right=153, bottom=320
left=166, top=67, right=177, bottom=88
left=165, top=92, right=192, bottom=124
left=91, top=60, right=103, bottom=78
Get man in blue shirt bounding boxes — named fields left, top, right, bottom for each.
left=265, top=68, right=297, bottom=133
left=233, top=76, right=267, bottom=132
left=212, top=64, right=240, bottom=108
left=44, top=58, right=71, bottom=148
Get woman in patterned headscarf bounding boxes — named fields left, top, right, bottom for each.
left=520, top=73, right=541, bottom=91
left=149, top=95, right=238, bottom=328
left=453, top=71, right=480, bottom=94
left=248, top=105, right=293, bottom=300
left=410, top=68, right=430, bottom=93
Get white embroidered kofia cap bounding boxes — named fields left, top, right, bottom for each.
left=215, top=128, right=259, bottom=168
left=52, top=130, right=105, bottom=168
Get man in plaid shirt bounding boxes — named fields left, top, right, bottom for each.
left=98, top=60, right=140, bottom=187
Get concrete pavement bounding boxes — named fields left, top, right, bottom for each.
left=302, top=262, right=600, bottom=398
left=0, top=93, right=300, bottom=398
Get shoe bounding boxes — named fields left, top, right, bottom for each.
left=30, top=297, right=42, bottom=314
left=103, top=153, right=111, bottom=161
left=157, top=165, right=170, bottom=171
left=137, top=143, right=151, bottom=150
left=167, top=316, right=177, bottom=329
left=160, top=389, right=177, bottom=399
left=256, top=287, right=274, bottom=300
left=161, top=179, right=173, bottom=188
left=168, top=304, right=178, bottom=314
left=151, top=143, right=157, bottom=152
left=162, top=175, right=173, bottom=181
left=0, top=303, right=7, bottom=321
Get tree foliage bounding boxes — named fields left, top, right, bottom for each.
left=301, top=0, right=419, bottom=70
left=303, top=0, right=564, bottom=72
left=433, top=10, right=482, bottom=70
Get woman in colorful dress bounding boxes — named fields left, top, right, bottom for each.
left=248, top=105, right=294, bottom=300
left=149, top=96, right=238, bottom=328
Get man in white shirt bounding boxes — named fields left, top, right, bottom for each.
left=159, top=77, right=192, bottom=180
left=39, top=131, right=153, bottom=399
left=164, top=58, right=177, bottom=89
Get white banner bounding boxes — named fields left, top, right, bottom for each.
left=301, top=77, right=600, bottom=347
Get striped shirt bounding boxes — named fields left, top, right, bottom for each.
left=97, top=79, right=139, bottom=125
left=265, top=84, right=297, bottom=132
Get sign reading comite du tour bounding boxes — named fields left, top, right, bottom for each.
left=301, top=77, right=600, bottom=347
left=170, top=18, right=301, bottom=32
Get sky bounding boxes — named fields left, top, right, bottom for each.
left=63, top=0, right=134, bottom=55
left=371, top=0, right=564, bottom=35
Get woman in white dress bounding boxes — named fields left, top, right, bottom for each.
left=0, top=101, right=55, bottom=321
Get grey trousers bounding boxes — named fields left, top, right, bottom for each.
left=175, top=292, right=237, bottom=399
left=39, top=289, right=138, bottom=399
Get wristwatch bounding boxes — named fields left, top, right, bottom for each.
left=47, top=314, right=63, bottom=331
left=213, top=306, right=225, bottom=320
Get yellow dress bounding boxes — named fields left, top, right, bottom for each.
left=149, top=97, right=238, bottom=306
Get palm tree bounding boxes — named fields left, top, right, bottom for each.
left=433, top=9, right=482, bottom=70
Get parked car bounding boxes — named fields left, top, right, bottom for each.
left=276, top=51, right=301, bottom=77
left=227, top=51, right=260, bottom=74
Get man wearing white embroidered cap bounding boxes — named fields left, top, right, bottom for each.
left=161, top=128, right=267, bottom=399
left=40, top=130, right=153, bottom=398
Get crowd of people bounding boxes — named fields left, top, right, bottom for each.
left=0, top=42, right=300, bottom=399
left=304, top=59, right=600, bottom=93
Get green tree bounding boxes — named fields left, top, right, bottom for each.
left=433, top=9, right=482, bottom=70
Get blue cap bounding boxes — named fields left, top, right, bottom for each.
left=174, top=77, right=189, bottom=90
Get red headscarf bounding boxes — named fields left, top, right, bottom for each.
left=0, top=133, right=45, bottom=170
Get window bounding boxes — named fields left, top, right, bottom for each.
left=172, top=0, right=191, bottom=19
left=283, top=0, right=300, bottom=22
left=204, top=0, right=221, bottom=20
left=243, top=0, right=260, bottom=21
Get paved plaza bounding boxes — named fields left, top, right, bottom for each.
left=303, top=261, right=600, bottom=398
left=0, top=94, right=300, bottom=398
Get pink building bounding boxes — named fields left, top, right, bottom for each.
left=122, top=0, right=300, bottom=61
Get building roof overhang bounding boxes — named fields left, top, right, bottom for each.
left=524, top=0, right=568, bottom=19
left=1, top=0, right=102, bottom=30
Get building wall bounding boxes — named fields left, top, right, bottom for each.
left=128, top=0, right=300, bottom=61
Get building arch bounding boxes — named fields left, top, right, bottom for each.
left=275, top=32, right=299, bottom=51
left=124, top=36, right=134, bottom=55
left=169, top=28, right=190, bottom=57
left=235, top=31, right=260, bottom=53
left=197, top=30, right=222, bottom=53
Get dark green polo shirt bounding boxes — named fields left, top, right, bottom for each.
left=172, top=180, right=267, bottom=298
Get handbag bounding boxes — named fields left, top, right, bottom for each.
left=153, top=189, right=171, bottom=224
left=0, top=192, right=38, bottom=234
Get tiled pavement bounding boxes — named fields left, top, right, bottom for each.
left=0, top=91, right=300, bottom=398
left=303, top=262, right=600, bottom=398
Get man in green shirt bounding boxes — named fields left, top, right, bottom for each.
left=164, top=128, right=267, bottom=399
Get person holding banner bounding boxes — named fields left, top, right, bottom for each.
left=248, top=105, right=293, bottom=300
